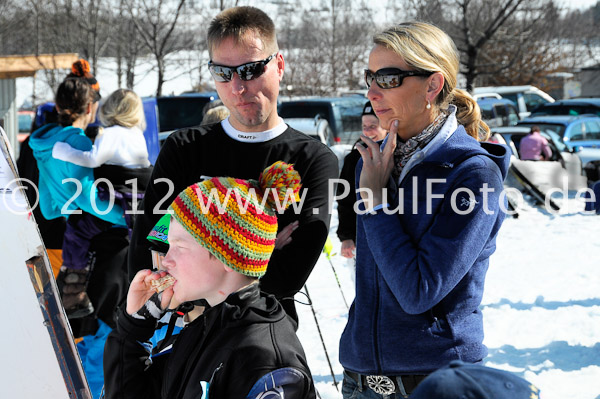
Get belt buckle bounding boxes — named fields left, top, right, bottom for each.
left=366, top=375, right=396, bottom=395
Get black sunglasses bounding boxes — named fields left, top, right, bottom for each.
left=364, top=68, right=434, bottom=89
left=208, top=53, right=278, bottom=82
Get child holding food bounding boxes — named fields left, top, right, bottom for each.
left=103, top=162, right=316, bottom=399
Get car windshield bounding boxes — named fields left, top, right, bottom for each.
left=479, top=103, right=495, bottom=120
left=337, top=102, right=363, bottom=133
left=532, top=104, right=600, bottom=117
left=156, top=97, right=212, bottom=132
left=279, top=104, right=330, bottom=122
left=18, top=113, right=33, bottom=133
left=542, top=130, right=567, bottom=152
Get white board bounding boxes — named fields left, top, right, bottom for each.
left=0, top=127, right=91, bottom=399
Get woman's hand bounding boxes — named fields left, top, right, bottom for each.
left=355, top=120, right=398, bottom=209
left=126, top=269, right=174, bottom=315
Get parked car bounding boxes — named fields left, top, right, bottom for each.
left=147, top=91, right=219, bottom=143
left=474, top=85, right=554, bottom=119
left=530, top=98, right=600, bottom=117
left=278, top=96, right=365, bottom=144
left=17, top=110, right=35, bottom=142
left=515, top=115, right=600, bottom=183
left=477, top=98, right=520, bottom=127
left=284, top=116, right=334, bottom=146
left=517, top=114, right=600, bottom=149
left=490, top=126, right=589, bottom=190
left=491, top=126, right=580, bottom=168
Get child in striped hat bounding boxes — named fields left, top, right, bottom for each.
left=104, top=161, right=317, bottom=399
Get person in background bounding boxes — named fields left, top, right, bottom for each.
left=336, top=101, right=387, bottom=259
left=29, top=60, right=126, bottom=319
left=201, top=104, right=230, bottom=125
left=52, top=88, right=150, bottom=169
left=410, top=360, right=541, bottom=399
left=519, top=125, right=552, bottom=161
left=50, top=88, right=152, bottom=318
left=29, top=61, right=133, bottom=399
left=104, top=162, right=316, bottom=399
left=17, top=104, right=65, bottom=277
left=338, top=22, right=510, bottom=398
left=128, top=6, right=338, bottom=324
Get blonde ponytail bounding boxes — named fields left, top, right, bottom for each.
left=451, top=89, right=490, bottom=141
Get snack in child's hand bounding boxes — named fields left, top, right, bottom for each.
left=150, top=274, right=176, bottom=293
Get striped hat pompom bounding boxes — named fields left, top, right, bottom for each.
left=258, top=161, right=302, bottom=211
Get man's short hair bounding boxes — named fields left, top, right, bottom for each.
left=207, top=6, right=278, bottom=58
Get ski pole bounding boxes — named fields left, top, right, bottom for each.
left=322, top=237, right=350, bottom=310
left=304, top=284, right=339, bottom=391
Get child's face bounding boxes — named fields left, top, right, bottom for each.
left=162, top=219, right=229, bottom=305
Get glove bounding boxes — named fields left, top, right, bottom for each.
left=130, top=292, right=167, bottom=321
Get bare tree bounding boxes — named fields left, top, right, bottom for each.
left=68, top=0, right=111, bottom=72
left=125, top=0, right=192, bottom=96
left=404, top=0, right=564, bottom=92
left=278, top=0, right=373, bottom=96
left=110, top=0, right=145, bottom=89
left=0, top=0, right=30, bottom=55
left=561, top=2, right=600, bottom=68
left=210, top=0, right=239, bottom=11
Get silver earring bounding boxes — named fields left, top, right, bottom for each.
left=426, top=101, right=431, bottom=109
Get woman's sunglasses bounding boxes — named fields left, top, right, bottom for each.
left=364, top=68, right=433, bottom=89
left=208, top=53, right=278, bottom=82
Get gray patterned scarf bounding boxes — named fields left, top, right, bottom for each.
left=392, top=110, right=450, bottom=180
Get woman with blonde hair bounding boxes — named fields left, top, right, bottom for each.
left=338, top=22, right=510, bottom=398
left=48, top=88, right=151, bottom=326
left=53, top=88, right=150, bottom=168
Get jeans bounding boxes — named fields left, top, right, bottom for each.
left=342, top=371, right=411, bottom=399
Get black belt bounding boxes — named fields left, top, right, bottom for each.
left=345, top=370, right=427, bottom=396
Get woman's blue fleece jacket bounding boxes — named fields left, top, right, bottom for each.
left=339, top=125, right=510, bottom=375
left=28, top=123, right=125, bottom=225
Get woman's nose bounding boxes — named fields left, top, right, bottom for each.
left=367, top=85, right=381, bottom=102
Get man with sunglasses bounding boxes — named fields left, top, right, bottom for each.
left=128, top=6, right=338, bottom=325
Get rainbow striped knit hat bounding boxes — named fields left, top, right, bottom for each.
left=168, top=161, right=302, bottom=278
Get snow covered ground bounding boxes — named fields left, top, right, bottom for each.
left=296, top=196, right=600, bottom=399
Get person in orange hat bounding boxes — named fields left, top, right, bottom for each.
left=68, top=59, right=102, bottom=100
left=29, top=60, right=126, bottom=320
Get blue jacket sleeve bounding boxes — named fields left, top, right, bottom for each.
left=69, top=163, right=126, bottom=225
left=360, top=160, right=505, bottom=314
left=37, top=168, right=63, bottom=220
left=63, top=134, right=125, bottom=225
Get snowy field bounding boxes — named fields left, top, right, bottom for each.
left=296, top=197, right=600, bottom=399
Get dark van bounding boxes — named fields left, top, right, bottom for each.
left=278, top=97, right=366, bottom=144
left=144, top=92, right=219, bottom=143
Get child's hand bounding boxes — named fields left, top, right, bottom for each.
left=275, top=220, right=299, bottom=249
left=126, top=269, right=174, bottom=316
